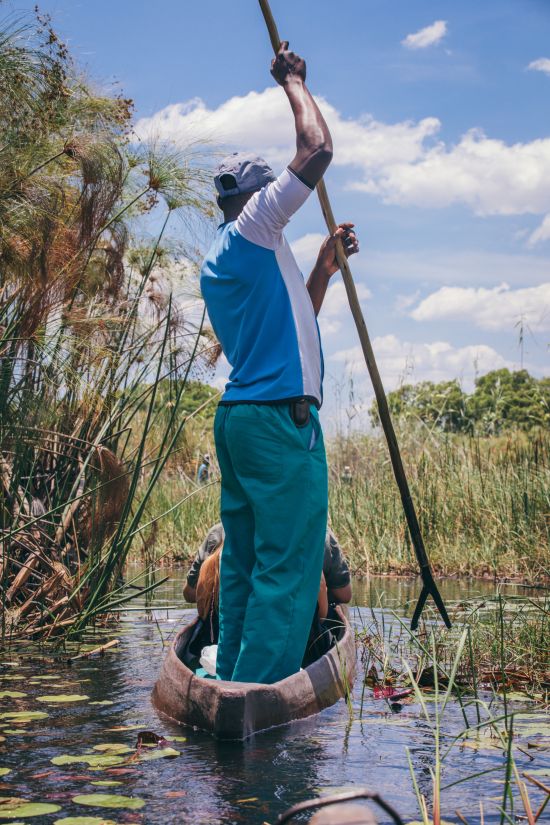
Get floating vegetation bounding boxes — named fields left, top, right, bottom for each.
left=36, top=695, right=89, bottom=704
left=137, top=747, right=180, bottom=762
left=0, top=712, right=47, bottom=722
left=0, top=771, right=10, bottom=778
left=0, top=693, right=26, bottom=699
left=0, top=800, right=61, bottom=819
left=72, top=794, right=145, bottom=810
left=54, top=819, right=117, bottom=825
left=51, top=755, right=127, bottom=769
left=357, top=593, right=549, bottom=703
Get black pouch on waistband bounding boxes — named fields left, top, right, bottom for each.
left=290, top=398, right=310, bottom=427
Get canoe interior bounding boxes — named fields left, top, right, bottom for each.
left=151, top=606, right=357, bottom=740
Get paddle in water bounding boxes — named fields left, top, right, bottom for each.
left=257, top=0, right=452, bottom=631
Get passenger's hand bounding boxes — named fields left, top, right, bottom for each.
left=315, top=223, right=359, bottom=277
left=271, top=41, right=306, bottom=86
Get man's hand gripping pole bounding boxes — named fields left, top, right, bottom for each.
left=257, top=0, right=452, bottom=631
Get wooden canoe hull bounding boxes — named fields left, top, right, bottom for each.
left=151, top=606, right=356, bottom=740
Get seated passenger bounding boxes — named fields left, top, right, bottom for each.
left=184, top=524, right=352, bottom=670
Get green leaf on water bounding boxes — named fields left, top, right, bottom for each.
left=54, top=819, right=117, bottom=825
left=92, top=745, right=132, bottom=754
left=90, top=781, right=122, bottom=787
left=0, top=712, right=47, bottom=722
left=88, top=701, right=113, bottom=706
left=36, top=695, right=89, bottom=704
left=27, top=676, right=60, bottom=681
left=72, top=794, right=145, bottom=810
left=105, top=725, right=141, bottom=732
left=0, top=693, right=26, bottom=700
left=164, top=735, right=186, bottom=742
left=138, top=747, right=180, bottom=762
left=51, top=755, right=126, bottom=768
left=0, top=802, right=61, bottom=818
left=0, top=771, right=10, bottom=778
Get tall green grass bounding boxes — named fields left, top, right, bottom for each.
left=139, top=427, right=549, bottom=584
left=0, top=12, right=217, bottom=640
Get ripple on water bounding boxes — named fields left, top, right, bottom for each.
left=0, top=574, right=548, bottom=824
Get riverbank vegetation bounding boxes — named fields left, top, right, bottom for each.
left=1, top=11, right=548, bottom=649
left=0, top=11, right=216, bottom=640
left=141, top=411, right=549, bottom=585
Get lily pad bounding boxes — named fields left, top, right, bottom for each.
left=138, top=747, right=180, bottom=762
left=36, top=695, right=89, bottom=704
left=90, top=781, right=122, bottom=787
left=72, top=794, right=145, bottom=810
left=54, top=819, right=117, bottom=825
left=88, top=702, right=113, bottom=707
left=28, top=676, right=60, bottom=681
left=51, top=755, right=125, bottom=769
left=105, top=725, right=141, bottom=732
left=0, top=802, right=61, bottom=819
left=0, top=693, right=26, bottom=700
left=0, top=772, right=10, bottom=778
left=164, top=735, right=186, bottom=743
left=0, top=712, right=47, bottom=722
left=91, top=746, right=132, bottom=755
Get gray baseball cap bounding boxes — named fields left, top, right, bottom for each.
left=214, top=152, right=276, bottom=198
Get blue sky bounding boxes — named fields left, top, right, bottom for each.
left=10, top=0, right=550, bottom=425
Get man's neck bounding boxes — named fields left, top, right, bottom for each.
left=221, top=204, right=243, bottom=223
left=220, top=191, right=254, bottom=224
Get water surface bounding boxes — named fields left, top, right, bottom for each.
left=0, top=573, right=548, bottom=824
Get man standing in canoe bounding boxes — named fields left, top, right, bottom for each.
left=200, top=42, right=358, bottom=683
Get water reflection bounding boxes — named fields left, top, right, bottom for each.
left=0, top=574, right=547, bottom=824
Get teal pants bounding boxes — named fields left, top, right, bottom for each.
left=214, top=403, right=328, bottom=684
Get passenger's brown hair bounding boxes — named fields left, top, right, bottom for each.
left=196, top=543, right=222, bottom=620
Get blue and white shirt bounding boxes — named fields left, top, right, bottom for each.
left=200, top=168, right=323, bottom=407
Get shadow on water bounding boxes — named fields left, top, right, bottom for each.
left=0, top=572, right=547, bottom=823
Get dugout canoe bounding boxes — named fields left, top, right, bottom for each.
left=151, top=605, right=356, bottom=740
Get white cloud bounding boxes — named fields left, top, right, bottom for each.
left=135, top=87, right=440, bottom=174
left=290, top=233, right=326, bottom=271
left=318, top=317, right=342, bottom=336
left=353, top=129, right=550, bottom=216
left=331, top=335, right=509, bottom=390
left=402, top=20, right=447, bottom=50
left=323, top=280, right=371, bottom=316
left=528, top=58, right=550, bottom=76
left=395, top=291, right=421, bottom=312
left=410, top=283, right=550, bottom=332
left=135, top=88, right=550, bottom=218
left=290, top=234, right=371, bottom=336
left=528, top=214, right=550, bottom=247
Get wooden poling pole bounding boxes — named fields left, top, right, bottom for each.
left=257, top=0, right=451, bottom=629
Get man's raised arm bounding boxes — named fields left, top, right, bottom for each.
left=271, top=42, right=333, bottom=188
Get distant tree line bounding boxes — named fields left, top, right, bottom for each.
left=370, top=369, right=550, bottom=434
